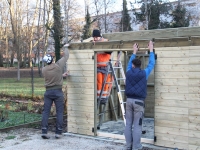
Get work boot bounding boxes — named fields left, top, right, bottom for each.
left=55, top=134, right=62, bottom=139
left=41, top=133, right=50, bottom=139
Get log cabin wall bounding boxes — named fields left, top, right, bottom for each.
left=67, top=27, right=200, bottom=149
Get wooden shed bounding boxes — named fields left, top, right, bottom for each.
left=66, top=27, right=200, bottom=150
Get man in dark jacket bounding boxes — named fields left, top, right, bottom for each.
left=124, top=41, right=155, bottom=150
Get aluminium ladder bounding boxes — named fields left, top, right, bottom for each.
left=97, top=51, right=126, bottom=128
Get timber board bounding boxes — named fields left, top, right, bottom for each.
left=189, top=79, right=200, bottom=86
left=67, top=83, right=94, bottom=88
left=189, top=137, right=200, bottom=145
left=155, top=79, right=189, bottom=86
left=155, top=93, right=189, bottom=101
left=67, top=76, right=94, bottom=83
left=155, top=85, right=188, bottom=93
left=155, top=133, right=188, bottom=144
left=155, top=106, right=188, bottom=115
left=189, top=109, right=200, bottom=116
left=68, top=105, right=94, bottom=113
left=189, top=130, right=200, bottom=139
left=68, top=116, right=94, bottom=124
left=154, top=139, right=188, bottom=149
left=155, top=126, right=188, bottom=137
left=155, top=58, right=189, bottom=65
left=68, top=94, right=94, bottom=100
left=155, top=99, right=189, bottom=108
left=155, top=120, right=188, bottom=129
left=67, top=88, right=94, bottom=95
left=189, top=116, right=200, bottom=124
left=68, top=128, right=94, bottom=136
left=189, top=145, right=200, bottom=150
left=103, top=27, right=200, bottom=41
left=189, top=122, right=200, bottom=131
left=155, top=72, right=189, bottom=79
left=68, top=111, right=94, bottom=119
left=155, top=113, right=188, bottom=122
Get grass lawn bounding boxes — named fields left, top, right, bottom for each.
left=0, top=110, right=42, bottom=129
left=0, top=78, right=45, bottom=98
left=0, top=78, right=67, bottom=99
left=0, top=100, right=42, bottom=129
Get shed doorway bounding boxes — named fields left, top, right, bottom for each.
left=94, top=50, right=155, bottom=144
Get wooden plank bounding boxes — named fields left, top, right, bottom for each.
left=155, top=79, right=188, bottom=86
left=190, top=50, right=200, bottom=57
left=189, top=109, right=200, bottom=116
left=155, top=133, right=188, bottom=144
left=103, top=27, right=200, bottom=41
left=68, top=93, right=94, bottom=100
left=68, top=105, right=94, bottom=113
left=68, top=123, right=94, bottom=131
left=188, top=101, right=200, bottom=108
left=155, top=51, right=188, bottom=58
left=68, top=116, right=94, bottom=124
left=155, top=106, right=188, bottom=115
left=155, top=139, right=188, bottom=149
left=155, top=99, right=188, bottom=108
left=68, top=127, right=94, bottom=136
left=189, top=122, right=200, bottom=131
left=68, top=59, right=94, bottom=65
left=189, top=137, right=200, bottom=146
left=155, top=113, right=188, bottom=122
left=68, top=77, right=94, bottom=83
left=189, top=72, right=200, bottom=79
left=189, top=116, right=200, bottom=124
left=189, top=130, right=200, bottom=139
left=155, top=64, right=188, bottom=72
left=67, top=71, right=94, bottom=77
left=189, top=87, right=200, bottom=94
left=97, top=132, right=154, bottom=144
left=68, top=99, right=94, bottom=107
left=189, top=145, right=200, bottom=150
left=67, top=83, right=94, bottom=88
left=155, top=58, right=189, bottom=65
left=69, top=50, right=95, bottom=53
left=68, top=65, right=94, bottom=71
left=155, top=126, right=188, bottom=137
left=155, top=120, right=188, bottom=129
left=189, top=57, right=200, bottom=64
left=155, top=93, right=189, bottom=101
left=188, top=94, right=200, bottom=101
left=67, top=88, right=94, bottom=95
left=68, top=111, right=94, bottom=119
left=155, top=85, right=188, bottom=93
left=189, top=79, right=200, bottom=86
left=155, top=72, right=189, bottom=79
left=189, top=65, right=200, bottom=72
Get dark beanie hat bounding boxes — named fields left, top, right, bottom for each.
left=92, top=29, right=101, bottom=37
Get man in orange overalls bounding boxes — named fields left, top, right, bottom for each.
left=92, top=29, right=112, bottom=104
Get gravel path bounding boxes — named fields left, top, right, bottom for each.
left=0, top=128, right=125, bottom=150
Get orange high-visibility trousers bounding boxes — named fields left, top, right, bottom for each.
left=97, top=72, right=112, bottom=99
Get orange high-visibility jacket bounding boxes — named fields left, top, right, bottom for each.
left=97, top=53, right=111, bottom=67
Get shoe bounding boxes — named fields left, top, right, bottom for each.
left=55, top=134, right=62, bottom=139
left=41, top=134, right=50, bottom=139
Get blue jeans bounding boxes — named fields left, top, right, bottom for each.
left=124, top=98, right=144, bottom=150
left=41, top=89, right=64, bottom=134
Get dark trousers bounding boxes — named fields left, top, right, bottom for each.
left=41, top=89, right=64, bottom=134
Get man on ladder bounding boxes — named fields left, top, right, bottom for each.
left=124, top=41, right=155, bottom=150
left=92, top=29, right=111, bottom=104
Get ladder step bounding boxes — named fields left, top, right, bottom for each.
left=113, top=66, right=122, bottom=69
left=117, top=78, right=126, bottom=80
left=120, top=90, right=125, bottom=92
left=105, top=82, right=113, bottom=84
